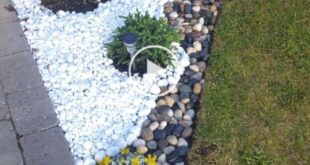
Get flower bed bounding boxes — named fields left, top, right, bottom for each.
left=12, top=0, right=220, bottom=164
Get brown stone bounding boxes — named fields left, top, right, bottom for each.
left=165, top=96, right=175, bottom=107
left=181, top=98, right=190, bottom=104
left=193, top=0, right=202, bottom=6
left=192, top=31, right=204, bottom=38
left=193, top=83, right=202, bottom=94
left=190, top=19, right=198, bottom=26
left=189, top=65, right=200, bottom=73
left=208, top=25, right=215, bottom=31
left=157, top=99, right=167, bottom=107
left=184, top=25, right=193, bottom=34
left=176, top=17, right=185, bottom=24
left=193, top=23, right=203, bottom=31
left=169, top=20, right=177, bottom=26
left=187, top=47, right=196, bottom=54
left=180, top=3, right=184, bottom=13
left=210, top=5, right=217, bottom=13
left=141, top=127, right=154, bottom=141
left=164, top=7, right=173, bottom=14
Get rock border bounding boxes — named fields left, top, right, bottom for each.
left=129, top=0, right=221, bottom=164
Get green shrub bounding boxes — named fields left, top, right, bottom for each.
left=106, top=12, right=180, bottom=70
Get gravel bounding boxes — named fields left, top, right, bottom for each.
left=12, top=0, right=220, bottom=164
left=11, top=0, right=190, bottom=163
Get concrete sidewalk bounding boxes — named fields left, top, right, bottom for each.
left=0, top=0, right=74, bottom=164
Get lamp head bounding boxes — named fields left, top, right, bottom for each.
left=123, top=33, right=137, bottom=56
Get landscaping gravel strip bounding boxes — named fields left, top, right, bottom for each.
left=11, top=0, right=190, bottom=164
left=9, top=0, right=220, bottom=164
left=129, top=0, right=220, bottom=164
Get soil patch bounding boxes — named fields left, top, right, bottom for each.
left=41, top=0, right=109, bottom=13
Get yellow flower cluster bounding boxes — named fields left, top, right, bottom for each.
left=144, top=155, right=157, bottom=165
left=99, top=156, right=111, bottom=165
left=130, top=157, right=139, bottom=165
left=97, top=148, right=157, bottom=165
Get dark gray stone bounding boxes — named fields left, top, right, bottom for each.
left=143, top=119, right=151, bottom=127
left=180, top=92, right=190, bottom=100
left=154, top=129, right=167, bottom=140
left=171, top=94, right=180, bottom=103
left=164, top=124, right=176, bottom=135
left=156, top=114, right=170, bottom=122
left=184, top=4, right=191, bottom=14
left=185, top=109, right=195, bottom=118
left=177, top=102, right=186, bottom=112
left=182, top=127, right=193, bottom=138
left=20, top=127, right=74, bottom=165
left=179, top=120, right=193, bottom=127
left=148, top=112, right=157, bottom=121
left=176, top=146, right=188, bottom=156
left=158, top=138, right=168, bottom=150
left=166, top=150, right=179, bottom=163
left=188, top=79, right=198, bottom=87
left=0, top=22, right=29, bottom=58
left=0, top=52, right=42, bottom=94
left=190, top=93, right=199, bottom=102
left=177, top=138, right=189, bottom=147
left=173, top=125, right=184, bottom=137
left=163, top=146, right=175, bottom=155
left=198, top=61, right=207, bottom=71
left=172, top=2, right=180, bottom=13
left=7, top=86, right=58, bottom=136
left=0, top=120, right=24, bottom=165
left=157, top=106, right=170, bottom=115
left=191, top=72, right=203, bottom=81
left=146, top=140, right=157, bottom=150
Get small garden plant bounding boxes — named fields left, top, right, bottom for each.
left=106, top=12, right=180, bottom=73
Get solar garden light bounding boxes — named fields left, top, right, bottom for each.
left=123, top=32, right=138, bottom=71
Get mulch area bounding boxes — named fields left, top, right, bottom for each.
left=41, top=0, right=109, bottom=13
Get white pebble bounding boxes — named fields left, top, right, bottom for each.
left=83, top=158, right=96, bottom=165
left=150, top=84, right=161, bottom=95
left=94, top=151, right=106, bottom=161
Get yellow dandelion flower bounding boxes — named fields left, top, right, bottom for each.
left=131, top=157, right=139, bottom=165
left=99, top=156, right=111, bottom=165
left=120, top=148, right=130, bottom=155
left=144, top=154, right=157, bottom=165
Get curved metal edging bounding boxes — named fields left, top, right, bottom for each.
left=128, top=45, right=178, bottom=97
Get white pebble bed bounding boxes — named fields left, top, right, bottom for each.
left=11, top=0, right=190, bottom=164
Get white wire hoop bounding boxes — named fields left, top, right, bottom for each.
left=128, top=45, right=179, bottom=97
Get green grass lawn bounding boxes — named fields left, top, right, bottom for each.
left=188, top=0, right=310, bottom=164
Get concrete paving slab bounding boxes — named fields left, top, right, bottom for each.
left=0, top=0, right=17, bottom=23
left=20, top=127, right=74, bottom=165
left=7, top=85, right=58, bottom=136
left=0, top=21, right=29, bottom=58
left=0, top=51, right=42, bottom=94
left=0, top=120, right=24, bottom=165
